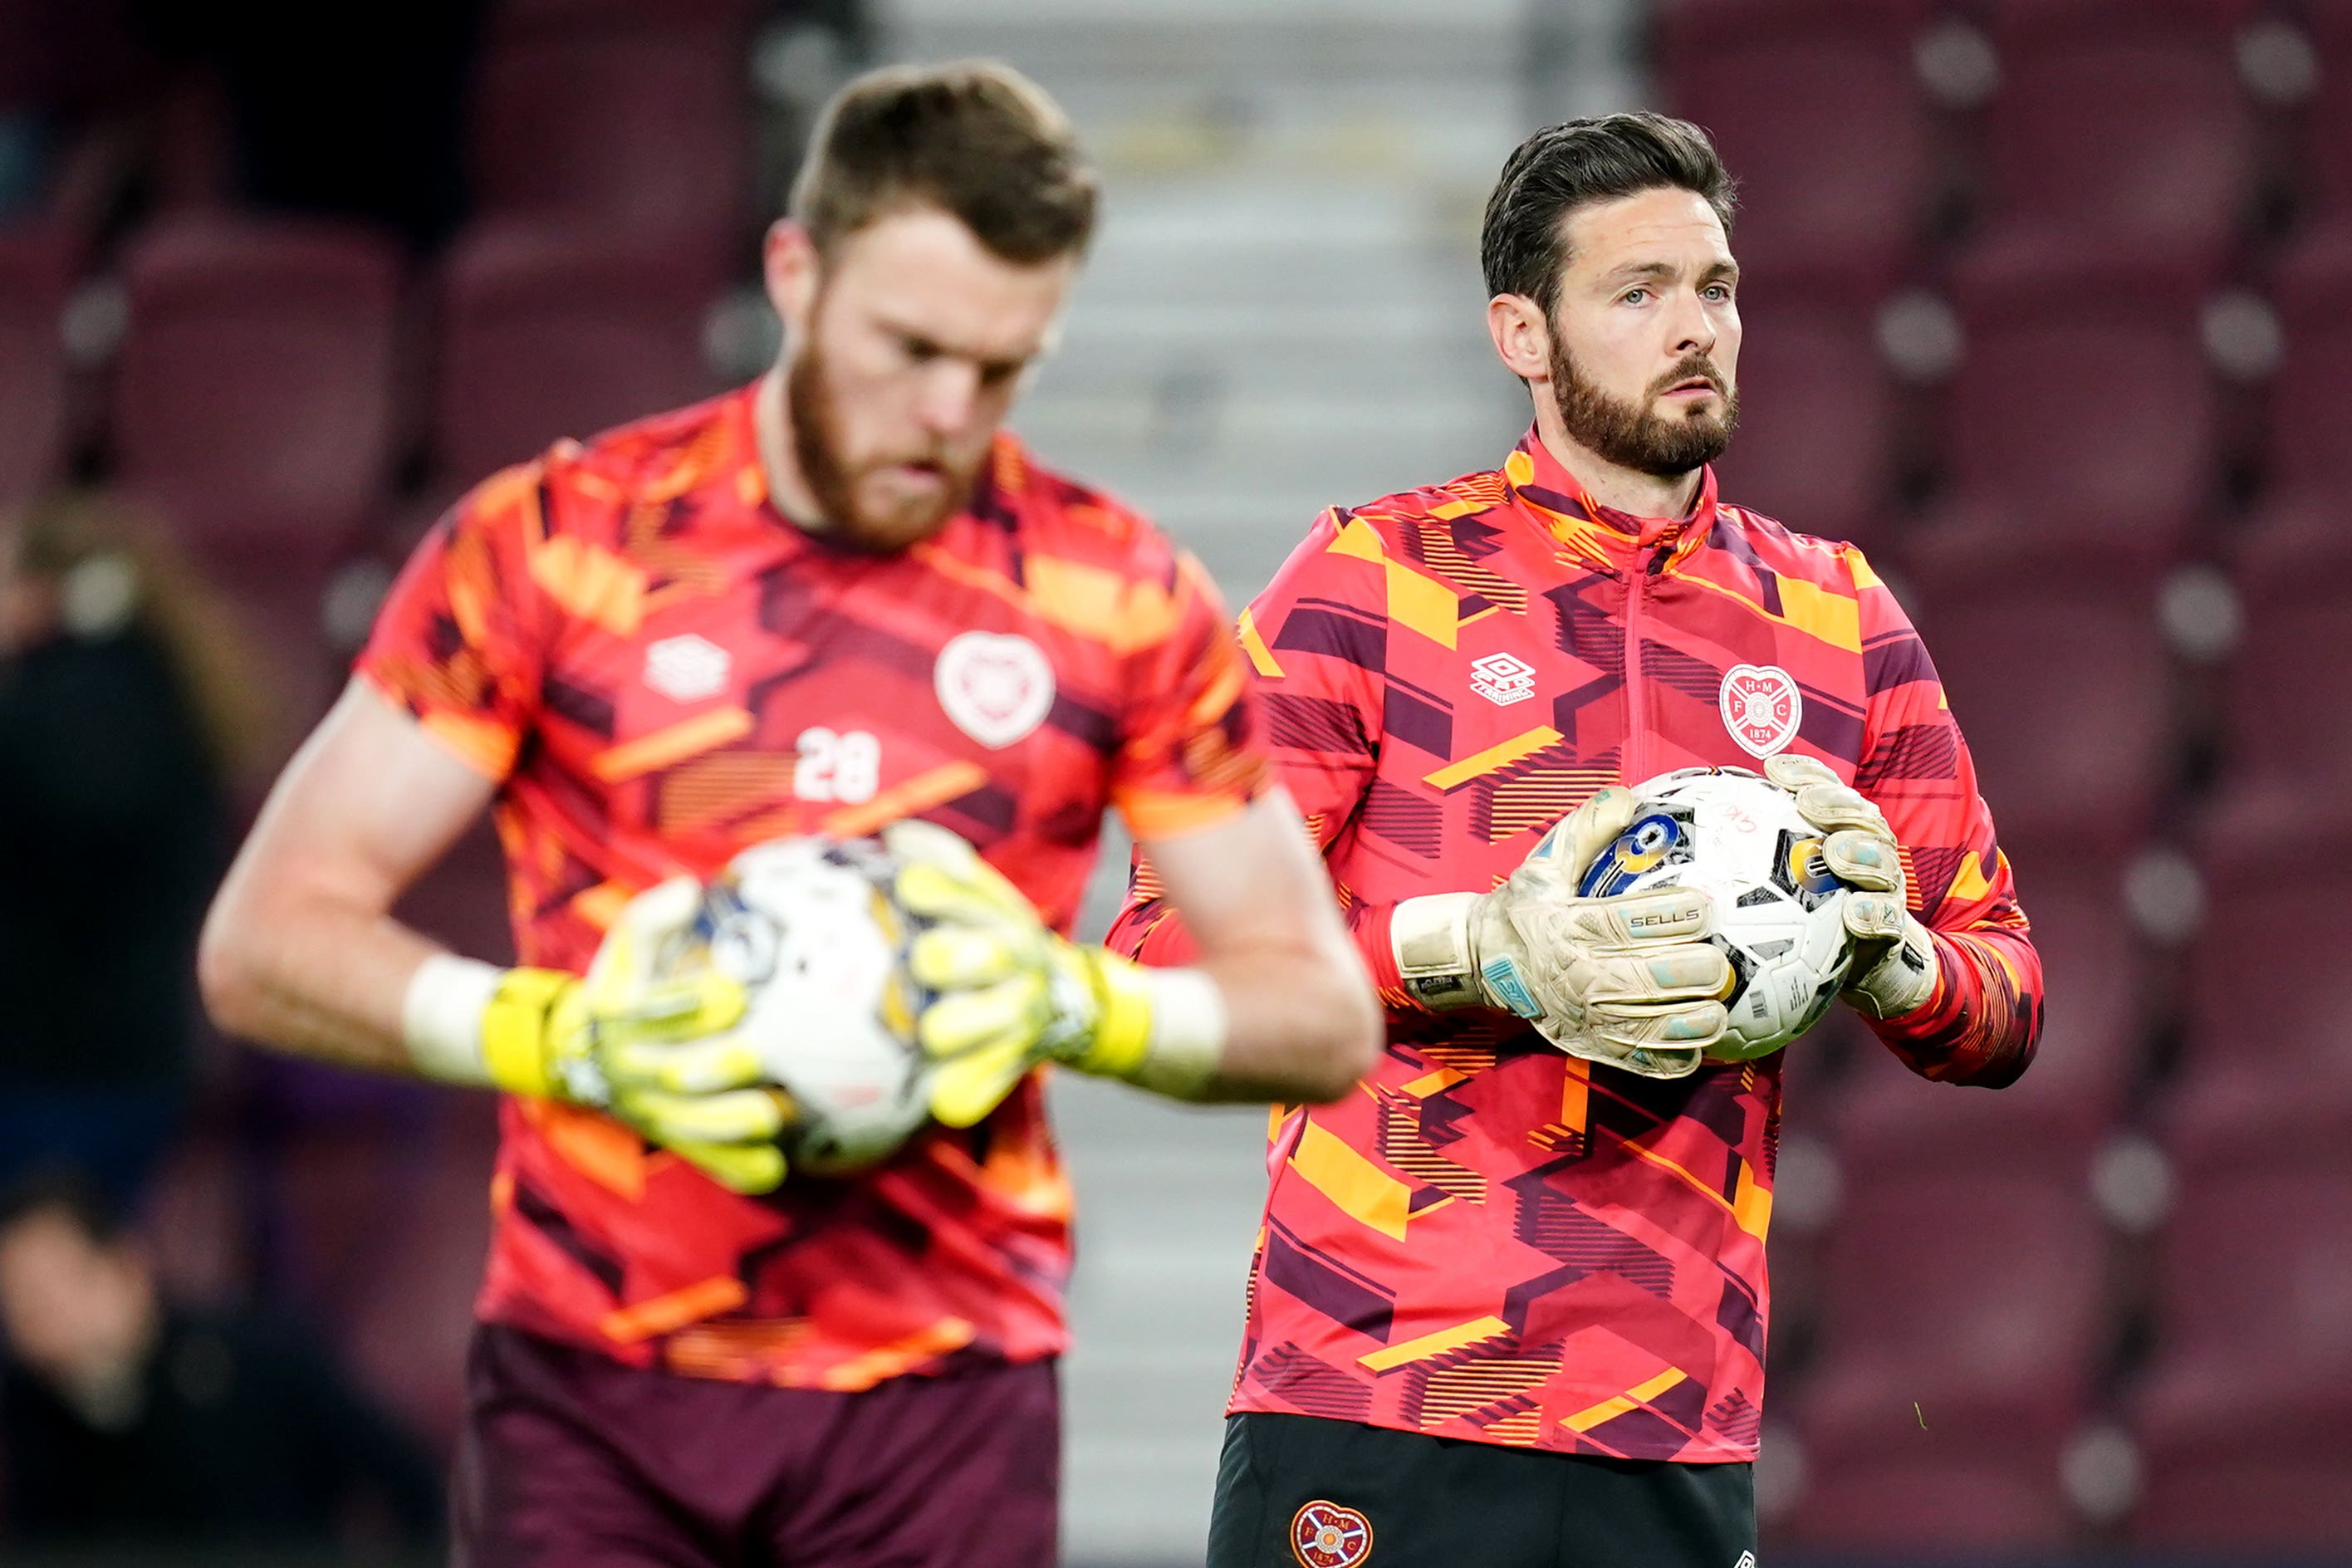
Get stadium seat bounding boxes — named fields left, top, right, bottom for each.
left=1781, top=1448, right=2084, bottom=1550
left=2296, top=2, right=2352, bottom=224
left=1785, top=1171, right=2105, bottom=1548
left=433, top=219, right=721, bottom=484
left=1655, top=0, right=1940, bottom=277
left=1830, top=857, right=2141, bottom=1175
left=1972, top=0, right=2261, bottom=267
left=1899, top=536, right=2177, bottom=855
left=2261, top=223, right=2352, bottom=497
left=2162, top=804, right=2352, bottom=1159
left=0, top=224, right=70, bottom=505
left=1708, top=269, right=1900, bottom=546
left=115, top=214, right=404, bottom=526
left=1933, top=255, right=2220, bottom=535
left=2130, top=1149, right=2352, bottom=1551
left=2208, top=492, right=2352, bottom=799
left=470, top=8, right=751, bottom=257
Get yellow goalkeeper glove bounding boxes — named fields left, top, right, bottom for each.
left=476, top=879, right=793, bottom=1193
left=879, top=821, right=1192, bottom=1129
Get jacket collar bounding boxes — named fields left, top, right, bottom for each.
left=1501, top=425, right=1717, bottom=574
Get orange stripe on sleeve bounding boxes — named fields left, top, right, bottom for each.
left=591, top=708, right=756, bottom=782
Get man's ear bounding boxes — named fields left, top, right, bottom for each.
left=1488, top=293, right=1552, bottom=384
left=763, top=219, right=822, bottom=341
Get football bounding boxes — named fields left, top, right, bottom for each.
left=668, top=835, right=938, bottom=1175
left=1575, top=766, right=1858, bottom=1061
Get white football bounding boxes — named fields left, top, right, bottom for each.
left=1575, top=766, right=1857, bottom=1061
left=671, top=836, right=936, bottom=1174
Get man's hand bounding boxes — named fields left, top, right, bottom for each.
left=1762, top=754, right=1938, bottom=1020
left=884, top=821, right=1172, bottom=1128
left=479, top=879, right=793, bottom=1193
left=1391, top=786, right=1734, bottom=1079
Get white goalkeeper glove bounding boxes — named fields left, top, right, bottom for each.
left=1389, top=786, right=1734, bottom=1079
left=1762, top=754, right=1939, bottom=1020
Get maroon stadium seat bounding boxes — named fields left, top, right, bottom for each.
left=2298, top=2, right=2352, bottom=223
left=2163, top=804, right=2352, bottom=1159
left=2209, top=494, right=2352, bottom=798
left=471, top=9, right=750, bottom=257
left=112, top=217, right=404, bottom=752
left=1785, top=1171, right=2105, bottom=1548
left=1973, top=0, right=2261, bottom=267
left=1782, top=1448, right=2084, bottom=1550
left=434, top=220, right=720, bottom=483
left=2261, top=224, right=2352, bottom=495
left=1709, top=270, right=1900, bottom=546
left=1899, top=535, right=2177, bottom=855
left=1830, top=858, right=2140, bottom=1174
left=115, top=215, right=404, bottom=525
left=2130, top=1149, right=2352, bottom=1551
left=1934, top=256, right=2219, bottom=534
left=0, top=224, right=70, bottom=505
left=1656, top=0, right=1939, bottom=277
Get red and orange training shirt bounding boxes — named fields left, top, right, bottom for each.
left=1109, top=429, right=2041, bottom=1463
left=359, top=385, right=1267, bottom=1389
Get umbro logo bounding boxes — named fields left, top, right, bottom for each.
left=1469, top=652, right=1536, bottom=707
left=1733, top=1554, right=1757, bottom=1568
left=644, top=634, right=731, bottom=702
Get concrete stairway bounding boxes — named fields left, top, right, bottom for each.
left=875, top=2, right=1639, bottom=1557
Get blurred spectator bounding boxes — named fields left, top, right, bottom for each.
left=0, top=492, right=264, bottom=1209
left=0, top=1168, right=443, bottom=1548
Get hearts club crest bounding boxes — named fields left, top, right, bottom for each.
left=1719, top=663, right=1802, bottom=758
left=1291, top=1501, right=1374, bottom=1568
left=934, top=630, right=1055, bottom=750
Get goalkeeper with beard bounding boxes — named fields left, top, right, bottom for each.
left=198, top=61, right=1379, bottom=1568
left=1108, top=112, right=2044, bottom=1568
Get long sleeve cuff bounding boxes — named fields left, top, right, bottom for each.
left=1864, top=927, right=2041, bottom=1088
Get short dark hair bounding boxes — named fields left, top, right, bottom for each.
left=1481, top=113, right=1737, bottom=320
left=791, top=59, right=1099, bottom=265
left=0, top=1167, right=127, bottom=1249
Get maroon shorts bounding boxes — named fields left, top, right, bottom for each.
left=450, top=1325, right=1059, bottom=1568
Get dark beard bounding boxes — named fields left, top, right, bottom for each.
left=785, top=332, right=976, bottom=552
left=1549, top=339, right=1738, bottom=481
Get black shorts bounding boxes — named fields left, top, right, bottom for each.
left=1207, top=1412, right=1754, bottom=1568
left=451, top=1325, right=1059, bottom=1568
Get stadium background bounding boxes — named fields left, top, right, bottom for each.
left=3, top=0, right=2350, bottom=1561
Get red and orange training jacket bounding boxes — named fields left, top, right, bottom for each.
left=360, top=385, right=1267, bottom=1390
left=1108, top=428, right=2041, bottom=1463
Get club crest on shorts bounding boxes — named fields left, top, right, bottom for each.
left=1291, top=1501, right=1374, bottom=1568
left=934, top=630, right=1055, bottom=749
left=1719, top=663, right=1802, bottom=757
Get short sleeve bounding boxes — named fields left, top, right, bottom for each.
left=1109, top=548, right=1272, bottom=840
left=354, top=463, right=551, bottom=781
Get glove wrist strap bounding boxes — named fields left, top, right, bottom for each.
left=478, top=968, right=576, bottom=1100
left=1063, top=952, right=1227, bottom=1098
left=403, top=953, right=507, bottom=1089
left=1391, top=893, right=1486, bottom=1011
